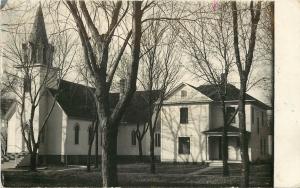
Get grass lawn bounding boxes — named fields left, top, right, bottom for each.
left=2, top=163, right=273, bottom=187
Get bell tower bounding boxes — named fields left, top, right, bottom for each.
left=13, top=4, right=58, bottom=153
left=20, top=3, right=58, bottom=90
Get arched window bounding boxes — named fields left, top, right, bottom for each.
left=74, top=124, right=80, bottom=145
left=131, top=130, right=136, bottom=146
left=88, top=125, right=93, bottom=145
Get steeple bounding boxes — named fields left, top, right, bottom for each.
left=22, top=3, right=54, bottom=66
left=29, top=3, right=48, bottom=46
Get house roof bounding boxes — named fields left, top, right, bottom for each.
left=49, top=80, right=160, bottom=123
left=188, top=84, right=271, bottom=110
left=204, top=125, right=250, bottom=135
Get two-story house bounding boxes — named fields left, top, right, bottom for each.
left=160, top=83, right=272, bottom=163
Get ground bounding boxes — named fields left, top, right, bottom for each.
left=1, top=163, right=273, bottom=187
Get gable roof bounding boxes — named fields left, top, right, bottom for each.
left=189, top=84, right=271, bottom=110
left=49, top=80, right=160, bottom=123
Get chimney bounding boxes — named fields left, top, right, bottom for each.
left=220, top=73, right=226, bottom=85
left=119, top=79, right=126, bottom=97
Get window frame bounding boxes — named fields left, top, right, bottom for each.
left=261, top=111, right=264, bottom=127
left=178, top=137, right=190, bottom=154
left=74, top=124, right=80, bottom=145
left=155, top=133, right=161, bottom=147
left=251, top=107, right=254, bottom=124
left=257, top=116, right=260, bottom=134
left=131, top=130, right=136, bottom=146
left=180, top=107, right=189, bottom=124
left=226, top=106, right=236, bottom=123
left=181, top=90, right=187, bottom=98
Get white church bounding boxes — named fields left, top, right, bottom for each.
left=1, top=5, right=272, bottom=166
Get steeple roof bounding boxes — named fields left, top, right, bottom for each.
left=29, top=3, right=48, bottom=46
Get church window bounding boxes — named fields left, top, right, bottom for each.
left=131, top=130, right=136, bottom=145
left=88, top=126, right=93, bottom=145
left=74, top=124, right=80, bottom=145
left=155, top=133, right=161, bottom=147
left=40, top=128, right=45, bottom=143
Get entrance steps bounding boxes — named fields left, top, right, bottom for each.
left=206, top=160, right=241, bottom=167
left=208, top=161, right=223, bottom=167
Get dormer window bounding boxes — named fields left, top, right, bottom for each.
left=181, top=90, right=187, bottom=98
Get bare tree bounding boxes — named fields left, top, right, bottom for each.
left=65, top=1, right=146, bottom=186
left=231, top=1, right=262, bottom=187
left=1, top=4, right=75, bottom=171
left=179, top=2, right=238, bottom=176
left=139, top=20, right=180, bottom=173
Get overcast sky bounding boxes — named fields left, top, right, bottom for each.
left=0, top=0, right=273, bottom=105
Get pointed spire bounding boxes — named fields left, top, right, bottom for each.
left=29, top=3, right=48, bottom=45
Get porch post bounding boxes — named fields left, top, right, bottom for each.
left=206, top=135, right=209, bottom=161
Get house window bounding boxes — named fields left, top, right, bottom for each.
left=257, top=117, right=260, bottom=134
left=178, top=137, right=190, bottom=154
left=180, top=107, right=188, bottom=124
left=181, top=90, right=187, bottom=98
left=88, top=126, right=93, bottom=145
left=236, top=137, right=240, bottom=147
left=261, top=112, right=264, bottom=127
left=40, top=128, right=45, bottom=143
left=260, top=137, right=263, bottom=155
left=155, top=133, right=161, bottom=147
left=23, top=76, right=31, bottom=92
left=100, top=130, right=103, bottom=146
left=251, top=107, right=254, bottom=124
left=131, top=130, right=136, bottom=145
left=264, top=137, right=267, bottom=155
left=226, top=106, right=236, bottom=123
left=74, top=124, right=80, bottom=145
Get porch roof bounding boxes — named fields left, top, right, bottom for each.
left=203, top=125, right=250, bottom=136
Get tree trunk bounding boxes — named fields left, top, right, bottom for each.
left=30, top=147, right=38, bottom=171
left=102, top=123, right=118, bottom=187
left=87, top=142, right=92, bottom=172
left=149, top=128, right=155, bottom=174
left=221, top=101, right=229, bottom=176
left=138, top=138, right=143, bottom=161
left=239, top=82, right=250, bottom=188
left=95, top=125, right=99, bottom=168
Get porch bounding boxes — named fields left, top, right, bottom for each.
left=204, top=126, right=250, bottom=162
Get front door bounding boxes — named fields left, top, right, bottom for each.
left=209, top=136, right=222, bottom=160
left=218, top=137, right=222, bottom=159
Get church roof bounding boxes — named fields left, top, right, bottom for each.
left=189, top=83, right=271, bottom=110
left=29, top=4, right=48, bottom=47
left=49, top=80, right=160, bottom=123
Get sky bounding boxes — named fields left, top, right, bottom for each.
left=0, top=0, right=273, bottom=105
